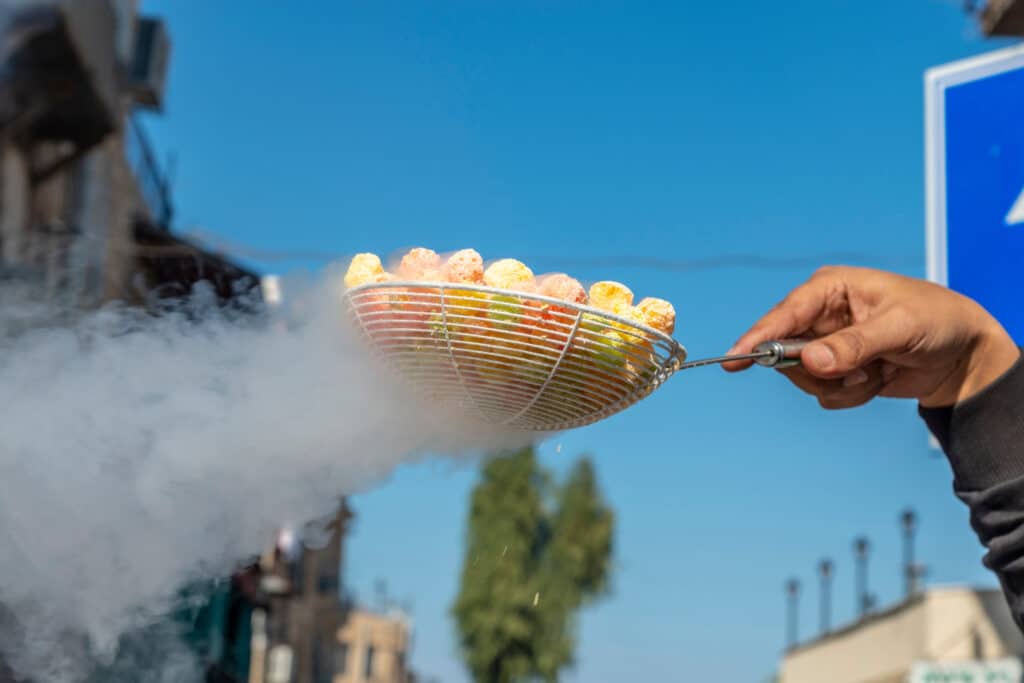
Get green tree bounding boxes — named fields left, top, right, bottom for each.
left=533, top=459, right=613, bottom=681
left=452, top=448, right=614, bottom=683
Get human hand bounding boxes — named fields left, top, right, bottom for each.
left=723, top=266, right=1020, bottom=409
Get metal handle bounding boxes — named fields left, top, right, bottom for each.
left=676, top=338, right=810, bottom=371
left=752, top=339, right=808, bottom=368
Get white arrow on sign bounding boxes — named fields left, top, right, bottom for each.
left=1006, top=186, right=1024, bottom=225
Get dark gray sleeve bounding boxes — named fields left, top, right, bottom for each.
left=919, top=349, right=1024, bottom=627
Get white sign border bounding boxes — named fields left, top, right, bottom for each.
left=924, top=44, right=1024, bottom=287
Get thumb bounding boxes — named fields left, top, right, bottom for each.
left=802, top=311, right=908, bottom=378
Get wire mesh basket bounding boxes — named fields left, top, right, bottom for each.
left=344, top=281, right=686, bottom=432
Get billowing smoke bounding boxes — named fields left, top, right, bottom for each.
left=0, top=266, right=526, bottom=682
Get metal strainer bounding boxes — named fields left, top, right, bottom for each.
left=345, top=282, right=805, bottom=432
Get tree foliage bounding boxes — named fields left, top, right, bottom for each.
left=452, top=447, right=614, bottom=683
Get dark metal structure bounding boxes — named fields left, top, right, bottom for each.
left=854, top=537, right=872, bottom=618
left=818, top=558, right=834, bottom=635
left=901, top=509, right=919, bottom=599
left=785, top=578, right=801, bottom=650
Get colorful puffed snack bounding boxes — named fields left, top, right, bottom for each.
left=484, top=258, right=535, bottom=291
left=635, top=297, right=676, bottom=335
left=398, top=247, right=442, bottom=280
left=538, top=273, right=587, bottom=304
left=577, top=282, right=642, bottom=374
left=343, top=253, right=385, bottom=289
left=440, top=249, right=490, bottom=332
left=483, top=259, right=535, bottom=332
left=475, top=260, right=534, bottom=383
left=585, top=315, right=634, bottom=364
left=529, top=273, right=587, bottom=344
left=340, top=246, right=694, bottom=431
left=344, top=249, right=680, bottom=399
left=588, top=280, right=633, bottom=314
left=443, top=249, right=485, bottom=284
left=386, top=249, right=446, bottom=340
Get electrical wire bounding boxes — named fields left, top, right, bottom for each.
left=177, top=228, right=920, bottom=274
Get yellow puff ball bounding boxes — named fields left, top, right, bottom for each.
left=484, top=259, right=535, bottom=291
left=344, top=253, right=384, bottom=289
left=588, top=281, right=633, bottom=314
left=441, top=249, right=488, bottom=325
left=579, top=316, right=633, bottom=370
left=636, top=297, right=676, bottom=335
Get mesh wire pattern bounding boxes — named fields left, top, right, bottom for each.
left=344, top=281, right=686, bottom=432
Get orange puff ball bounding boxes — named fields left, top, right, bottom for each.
left=538, top=273, right=587, bottom=304
left=398, top=247, right=442, bottom=280
left=444, top=249, right=485, bottom=284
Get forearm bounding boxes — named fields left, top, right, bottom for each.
left=920, top=350, right=1024, bottom=625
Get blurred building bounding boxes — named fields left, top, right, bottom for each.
left=0, top=5, right=414, bottom=683
left=156, top=506, right=358, bottom=683
left=334, top=607, right=415, bottom=683
left=0, top=0, right=257, bottom=309
left=0, top=1, right=260, bottom=681
left=253, top=503, right=355, bottom=683
left=237, top=503, right=418, bottom=683
left=780, top=586, right=1024, bottom=683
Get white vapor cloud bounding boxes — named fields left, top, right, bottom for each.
left=0, top=267, right=526, bottom=682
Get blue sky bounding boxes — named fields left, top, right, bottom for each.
left=142, top=2, right=1014, bottom=680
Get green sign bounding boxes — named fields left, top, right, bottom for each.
left=908, top=659, right=1022, bottom=683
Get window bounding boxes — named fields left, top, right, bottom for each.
left=289, top=553, right=304, bottom=596
left=267, top=645, right=294, bottom=683
left=364, top=644, right=376, bottom=679
left=316, top=553, right=341, bottom=596
left=335, top=642, right=349, bottom=675
left=318, top=573, right=338, bottom=595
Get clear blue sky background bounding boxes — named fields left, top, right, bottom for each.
left=142, top=2, right=1015, bottom=680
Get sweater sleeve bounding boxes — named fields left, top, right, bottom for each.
left=919, top=349, right=1024, bottom=627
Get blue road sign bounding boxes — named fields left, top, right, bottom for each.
left=926, top=46, right=1024, bottom=344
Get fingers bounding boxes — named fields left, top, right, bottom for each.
left=776, top=366, right=834, bottom=396
left=800, top=308, right=913, bottom=379
left=722, top=276, right=833, bottom=372
left=779, top=362, right=888, bottom=410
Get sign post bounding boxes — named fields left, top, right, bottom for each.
left=925, top=45, right=1024, bottom=344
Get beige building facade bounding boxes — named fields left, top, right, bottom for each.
left=334, top=608, right=414, bottom=683
left=781, top=587, right=1024, bottom=683
left=247, top=504, right=417, bottom=683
